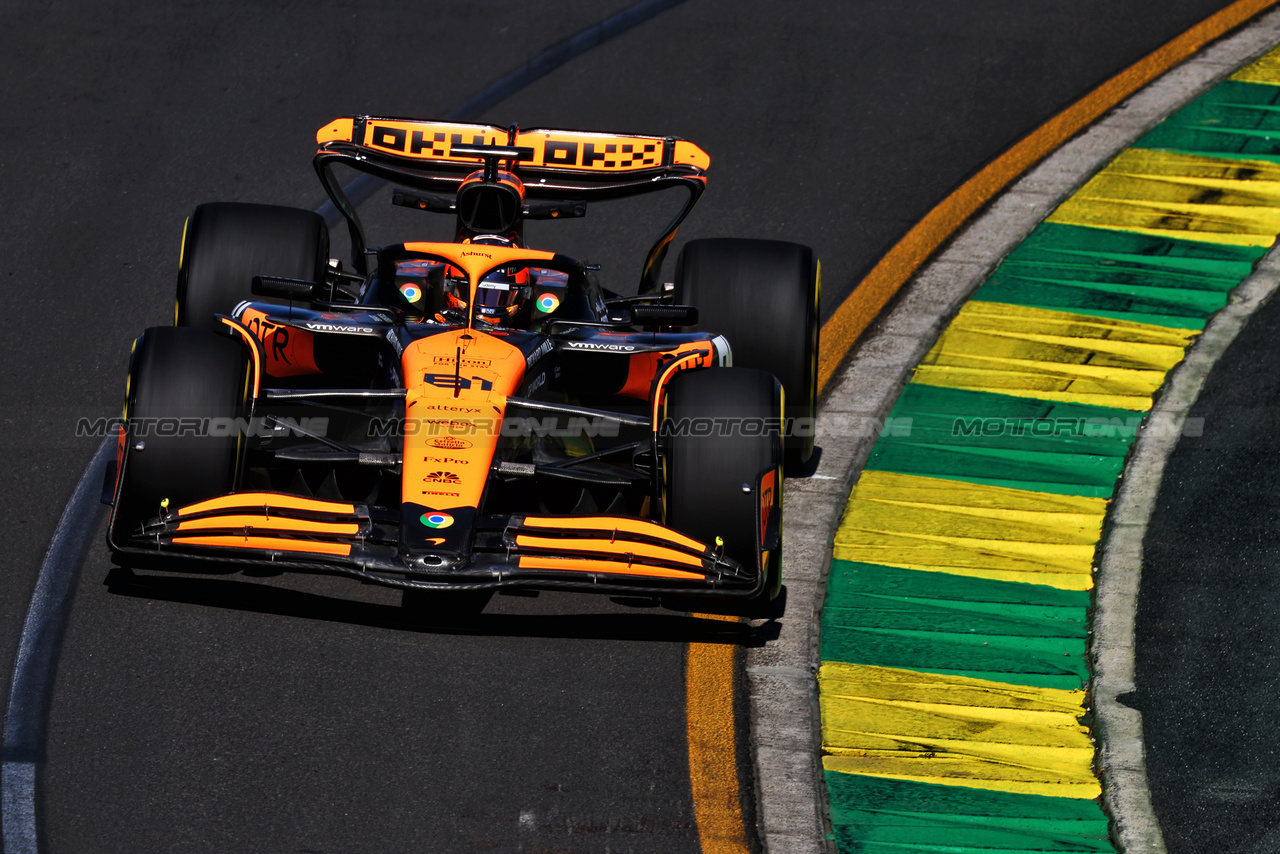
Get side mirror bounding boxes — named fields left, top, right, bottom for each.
left=252, top=275, right=318, bottom=300
left=630, top=304, right=698, bottom=327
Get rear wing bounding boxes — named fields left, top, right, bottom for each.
left=313, top=116, right=710, bottom=288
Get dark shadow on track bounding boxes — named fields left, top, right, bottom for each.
left=104, top=565, right=780, bottom=646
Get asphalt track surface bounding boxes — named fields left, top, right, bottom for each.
left=1138, top=276, right=1280, bottom=851
left=0, top=1, right=1251, bottom=851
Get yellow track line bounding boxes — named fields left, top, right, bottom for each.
left=687, top=613, right=751, bottom=854
left=816, top=0, right=1280, bottom=394
left=689, top=2, right=1280, bottom=850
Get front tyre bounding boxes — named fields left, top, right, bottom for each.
left=662, top=367, right=783, bottom=616
left=111, top=327, right=249, bottom=539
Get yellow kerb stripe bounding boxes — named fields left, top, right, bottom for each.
left=833, top=471, right=1107, bottom=591
left=1049, top=149, right=1280, bottom=248
left=1230, top=46, right=1280, bottom=84
left=819, top=662, right=1099, bottom=799
left=911, top=302, right=1198, bottom=410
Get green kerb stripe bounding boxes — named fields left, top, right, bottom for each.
left=972, top=223, right=1265, bottom=329
left=820, top=561, right=1090, bottom=690
left=1136, top=78, right=1280, bottom=156
left=826, top=774, right=1112, bottom=853
left=865, top=384, right=1137, bottom=497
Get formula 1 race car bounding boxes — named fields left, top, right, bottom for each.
left=104, top=117, right=819, bottom=615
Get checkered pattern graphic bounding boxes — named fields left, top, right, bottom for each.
left=601, top=142, right=658, bottom=168
left=417, top=132, right=489, bottom=157
left=357, top=120, right=680, bottom=172
left=367, top=124, right=494, bottom=158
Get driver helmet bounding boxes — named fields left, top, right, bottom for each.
left=474, top=266, right=531, bottom=325
left=444, top=235, right=531, bottom=325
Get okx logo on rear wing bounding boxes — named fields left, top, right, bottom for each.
left=315, top=116, right=709, bottom=183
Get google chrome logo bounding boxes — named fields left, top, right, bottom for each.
left=400, top=283, right=423, bottom=303
left=536, top=293, right=559, bottom=313
left=420, top=512, right=454, bottom=529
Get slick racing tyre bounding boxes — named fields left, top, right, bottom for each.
left=175, top=202, right=329, bottom=332
left=112, top=327, right=250, bottom=538
left=662, top=367, right=783, bottom=616
left=673, top=238, right=819, bottom=472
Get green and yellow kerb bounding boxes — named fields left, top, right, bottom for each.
left=819, top=41, right=1280, bottom=853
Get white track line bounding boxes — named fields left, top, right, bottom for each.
left=1, top=438, right=111, bottom=854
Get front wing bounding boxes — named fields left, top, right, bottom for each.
left=108, top=485, right=779, bottom=600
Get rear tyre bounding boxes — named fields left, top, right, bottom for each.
left=176, top=202, right=329, bottom=332
left=112, top=327, right=249, bottom=538
left=663, top=368, right=783, bottom=616
left=674, top=238, right=819, bottom=472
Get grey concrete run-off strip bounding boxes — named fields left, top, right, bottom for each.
left=749, top=9, right=1280, bottom=854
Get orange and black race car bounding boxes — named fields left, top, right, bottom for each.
left=104, top=117, right=820, bottom=615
